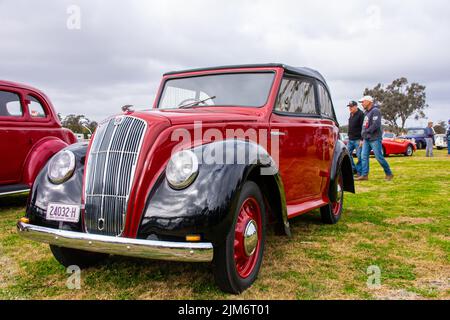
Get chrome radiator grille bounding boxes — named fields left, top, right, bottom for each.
left=84, top=116, right=146, bottom=236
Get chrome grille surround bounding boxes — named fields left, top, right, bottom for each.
left=84, top=115, right=147, bottom=236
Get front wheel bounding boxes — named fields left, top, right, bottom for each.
left=212, top=181, right=266, bottom=294
left=321, top=170, right=344, bottom=224
left=50, top=245, right=108, bottom=269
left=405, top=145, right=414, bottom=156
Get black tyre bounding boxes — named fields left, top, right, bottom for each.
left=405, top=145, right=414, bottom=156
left=212, top=181, right=266, bottom=294
left=50, top=245, right=108, bottom=269
left=416, top=141, right=423, bottom=149
left=321, top=170, right=344, bottom=224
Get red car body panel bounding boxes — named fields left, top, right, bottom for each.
left=0, top=80, right=77, bottom=190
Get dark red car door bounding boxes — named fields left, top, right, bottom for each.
left=0, top=87, right=30, bottom=184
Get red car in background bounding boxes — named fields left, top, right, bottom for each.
left=382, top=133, right=416, bottom=156
left=0, top=80, right=77, bottom=196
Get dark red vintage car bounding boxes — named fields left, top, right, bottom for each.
left=17, top=64, right=355, bottom=293
left=0, top=80, right=77, bottom=196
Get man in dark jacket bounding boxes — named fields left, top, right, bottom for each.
left=356, top=96, right=394, bottom=181
left=346, top=101, right=364, bottom=176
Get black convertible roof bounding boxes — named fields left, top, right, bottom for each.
left=164, top=63, right=328, bottom=87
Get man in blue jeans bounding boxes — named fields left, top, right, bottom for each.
left=355, top=96, right=394, bottom=181
left=346, top=101, right=364, bottom=176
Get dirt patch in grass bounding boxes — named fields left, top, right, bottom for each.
left=386, top=217, right=436, bottom=225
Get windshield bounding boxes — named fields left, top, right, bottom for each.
left=407, top=129, right=425, bottom=136
left=158, top=72, right=275, bottom=109
left=383, top=133, right=395, bottom=138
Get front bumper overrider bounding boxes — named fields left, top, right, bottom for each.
left=17, top=221, right=213, bottom=262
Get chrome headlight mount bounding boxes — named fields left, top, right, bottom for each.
left=166, top=150, right=199, bottom=190
left=47, top=150, right=76, bottom=184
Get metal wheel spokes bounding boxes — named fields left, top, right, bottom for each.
left=234, top=197, right=262, bottom=279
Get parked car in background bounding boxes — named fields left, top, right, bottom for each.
left=382, top=137, right=416, bottom=156
left=339, top=132, right=349, bottom=144
left=383, top=132, right=396, bottom=139
left=435, top=134, right=448, bottom=150
left=0, top=80, right=77, bottom=196
left=400, top=128, right=428, bottom=149
left=18, top=63, right=355, bottom=293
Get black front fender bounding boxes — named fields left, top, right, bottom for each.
left=26, top=142, right=88, bottom=231
left=137, top=140, right=290, bottom=245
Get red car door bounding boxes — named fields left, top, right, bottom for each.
left=316, top=82, right=339, bottom=191
left=0, top=87, right=30, bottom=185
left=270, top=76, right=323, bottom=203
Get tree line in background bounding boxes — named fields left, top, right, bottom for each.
left=342, top=77, right=447, bottom=135
left=57, top=114, right=98, bottom=138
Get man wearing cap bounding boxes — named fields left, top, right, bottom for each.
left=424, top=121, right=435, bottom=157
left=346, top=101, right=364, bottom=176
left=356, top=96, right=394, bottom=181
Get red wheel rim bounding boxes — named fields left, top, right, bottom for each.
left=332, top=174, right=343, bottom=216
left=233, top=197, right=262, bottom=279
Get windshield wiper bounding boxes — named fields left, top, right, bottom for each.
left=179, top=96, right=216, bottom=109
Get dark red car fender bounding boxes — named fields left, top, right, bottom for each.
left=22, top=137, right=69, bottom=187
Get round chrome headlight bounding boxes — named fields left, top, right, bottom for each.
left=166, top=150, right=199, bottom=190
left=47, top=150, right=76, bottom=184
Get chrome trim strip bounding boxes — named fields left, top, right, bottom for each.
left=0, top=189, right=30, bottom=197
left=17, top=222, right=213, bottom=263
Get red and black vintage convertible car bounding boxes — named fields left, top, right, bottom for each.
left=17, top=64, right=355, bottom=293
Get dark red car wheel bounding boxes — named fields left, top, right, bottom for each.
left=212, top=181, right=266, bottom=294
left=233, top=196, right=262, bottom=279
left=321, top=170, right=344, bottom=224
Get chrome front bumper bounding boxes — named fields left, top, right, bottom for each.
left=17, top=221, right=213, bottom=262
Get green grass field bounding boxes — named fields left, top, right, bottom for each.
left=1, top=149, right=449, bottom=300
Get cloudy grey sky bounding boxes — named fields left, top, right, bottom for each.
left=1, top=0, right=449, bottom=126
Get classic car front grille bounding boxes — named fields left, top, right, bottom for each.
left=84, top=116, right=146, bottom=236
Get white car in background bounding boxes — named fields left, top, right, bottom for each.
left=435, top=134, right=448, bottom=150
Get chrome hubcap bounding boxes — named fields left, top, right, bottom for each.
left=243, top=220, right=258, bottom=257
left=336, top=183, right=343, bottom=204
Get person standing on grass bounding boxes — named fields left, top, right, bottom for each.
left=356, top=96, right=394, bottom=181
left=447, top=119, right=450, bottom=157
left=346, top=100, right=364, bottom=177
left=424, top=121, right=435, bottom=157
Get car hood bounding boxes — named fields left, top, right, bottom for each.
left=131, top=108, right=260, bottom=125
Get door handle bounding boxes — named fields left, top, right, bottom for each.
left=270, top=131, right=286, bottom=136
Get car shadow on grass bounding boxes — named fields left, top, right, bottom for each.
left=0, top=194, right=28, bottom=209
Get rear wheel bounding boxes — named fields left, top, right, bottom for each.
left=321, top=170, right=344, bottom=224
left=405, top=145, right=414, bottom=156
left=50, top=245, right=108, bottom=269
left=212, top=181, right=266, bottom=294
left=416, top=141, right=424, bottom=149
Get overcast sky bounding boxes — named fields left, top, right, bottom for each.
left=1, top=0, right=449, bottom=127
